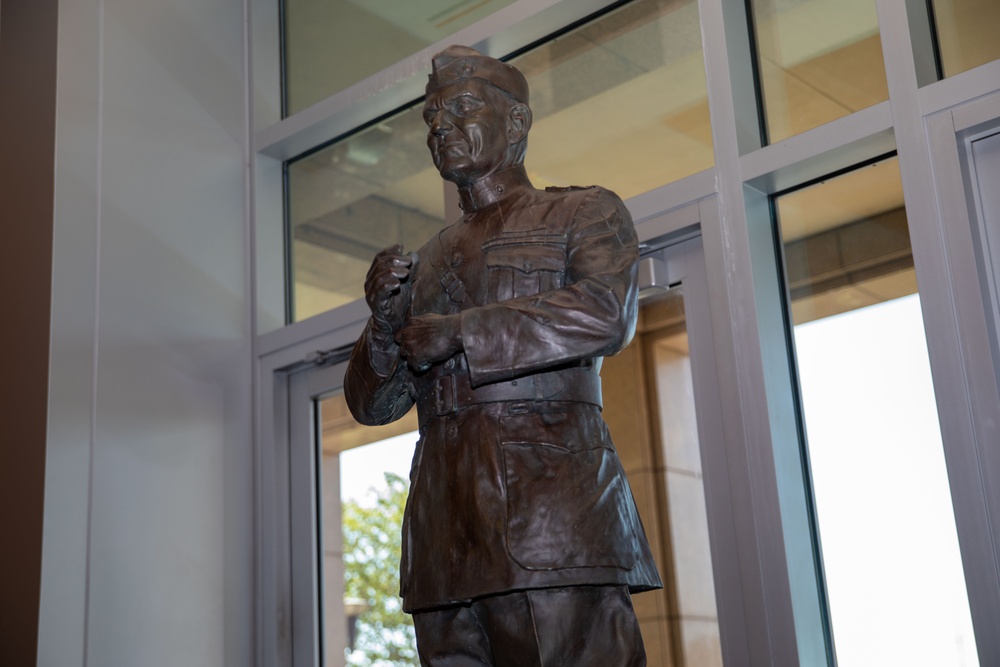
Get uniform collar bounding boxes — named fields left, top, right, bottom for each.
left=458, top=165, right=532, bottom=213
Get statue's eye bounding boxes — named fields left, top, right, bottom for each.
left=452, top=96, right=481, bottom=115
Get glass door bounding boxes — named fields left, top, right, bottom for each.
left=599, top=236, right=727, bottom=667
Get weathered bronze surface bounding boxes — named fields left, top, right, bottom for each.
left=345, top=45, right=661, bottom=665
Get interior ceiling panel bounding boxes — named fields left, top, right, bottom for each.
left=343, top=0, right=501, bottom=41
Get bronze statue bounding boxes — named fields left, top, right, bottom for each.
left=345, top=45, right=661, bottom=666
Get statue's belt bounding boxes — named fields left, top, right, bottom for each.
left=417, top=367, right=603, bottom=419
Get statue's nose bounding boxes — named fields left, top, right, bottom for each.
left=430, top=111, right=454, bottom=137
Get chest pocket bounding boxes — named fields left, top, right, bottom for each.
left=484, top=238, right=567, bottom=302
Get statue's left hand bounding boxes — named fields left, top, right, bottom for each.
left=395, top=314, right=463, bottom=372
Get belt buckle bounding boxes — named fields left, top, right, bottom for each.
left=434, top=375, right=457, bottom=416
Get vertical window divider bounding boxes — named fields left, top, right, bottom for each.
left=878, top=0, right=1000, bottom=662
left=696, top=0, right=817, bottom=663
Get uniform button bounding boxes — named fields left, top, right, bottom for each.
left=447, top=423, right=458, bottom=438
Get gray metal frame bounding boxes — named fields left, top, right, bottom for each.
left=923, top=88, right=1000, bottom=662
left=256, top=313, right=367, bottom=666
left=247, top=0, right=1000, bottom=665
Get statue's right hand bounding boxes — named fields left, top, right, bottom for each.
left=366, top=244, right=416, bottom=334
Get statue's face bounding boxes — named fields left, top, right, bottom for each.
left=424, top=78, right=513, bottom=186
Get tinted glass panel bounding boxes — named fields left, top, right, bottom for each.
left=776, top=158, right=979, bottom=664
left=286, top=0, right=713, bottom=321
left=602, top=288, right=723, bottom=666
left=287, top=105, right=443, bottom=322
left=931, top=0, right=1000, bottom=78
left=283, top=0, right=518, bottom=115
left=749, top=0, right=888, bottom=143
left=512, top=0, right=713, bottom=197
left=318, top=393, right=420, bottom=666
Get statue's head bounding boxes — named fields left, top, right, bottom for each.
left=424, top=45, right=533, bottom=187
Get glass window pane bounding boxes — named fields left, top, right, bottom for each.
left=283, top=0, right=519, bottom=115
left=931, top=0, right=1000, bottom=78
left=512, top=0, right=713, bottom=198
left=749, top=0, right=888, bottom=144
left=318, top=393, right=420, bottom=666
left=775, top=158, right=979, bottom=664
left=602, top=288, right=723, bottom=666
left=287, top=105, right=444, bottom=322
left=286, top=0, right=713, bottom=322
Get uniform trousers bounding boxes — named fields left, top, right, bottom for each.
left=412, top=585, right=646, bottom=667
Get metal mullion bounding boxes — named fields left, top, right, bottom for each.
left=250, top=0, right=281, bottom=132
left=938, top=109, right=1000, bottom=665
left=741, top=102, right=895, bottom=195
left=257, top=299, right=369, bottom=360
left=288, top=370, right=322, bottom=667
left=877, top=0, right=1000, bottom=663
left=919, top=59, right=1000, bottom=117
left=928, top=99, right=1000, bottom=662
left=257, top=360, right=293, bottom=666
left=257, top=322, right=359, bottom=666
left=673, top=225, right=753, bottom=667
left=627, top=169, right=717, bottom=227
left=697, top=0, right=815, bottom=663
left=704, top=0, right=765, bottom=156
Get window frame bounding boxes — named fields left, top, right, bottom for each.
left=249, top=0, right=1000, bottom=664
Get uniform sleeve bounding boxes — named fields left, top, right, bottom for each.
left=460, top=187, right=639, bottom=387
left=344, top=319, right=415, bottom=425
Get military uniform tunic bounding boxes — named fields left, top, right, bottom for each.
left=345, top=176, right=662, bottom=613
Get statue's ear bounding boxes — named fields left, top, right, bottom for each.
left=506, top=104, right=532, bottom=144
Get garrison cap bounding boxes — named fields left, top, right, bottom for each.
left=427, top=45, right=529, bottom=105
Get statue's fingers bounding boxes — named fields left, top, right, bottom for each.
left=373, top=243, right=404, bottom=260
left=367, top=274, right=401, bottom=297
left=366, top=248, right=409, bottom=283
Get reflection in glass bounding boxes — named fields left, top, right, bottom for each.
left=287, top=104, right=444, bottom=321
left=776, top=158, right=979, bottom=664
left=512, top=0, right=713, bottom=198
left=602, top=289, right=722, bottom=666
left=318, top=394, right=420, bottom=666
left=749, top=0, right=888, bottom=143
left=931, top=0, right=1000, bottom=78
left=283, top=0, right=517, bottom=115
left=286, top=0, right=714, bottom=321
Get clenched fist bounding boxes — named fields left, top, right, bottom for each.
left=365, top=244, right=417, bottom=334
left=396, top=313, right=463, bottom=373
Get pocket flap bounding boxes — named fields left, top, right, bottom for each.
left=485, top=243, right=565, bottom=273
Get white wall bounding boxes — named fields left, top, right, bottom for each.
left=37, top=0, right=252, bottom=665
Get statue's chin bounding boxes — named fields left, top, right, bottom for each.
left=438, top=167, right=475, bottom=187
left=436, top=155, right=511, bottom=187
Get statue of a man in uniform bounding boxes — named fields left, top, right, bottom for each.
left=345, top=45, right=661, bottom=666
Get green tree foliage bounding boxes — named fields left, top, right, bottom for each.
left=342, top=472, right=419, bottom=667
